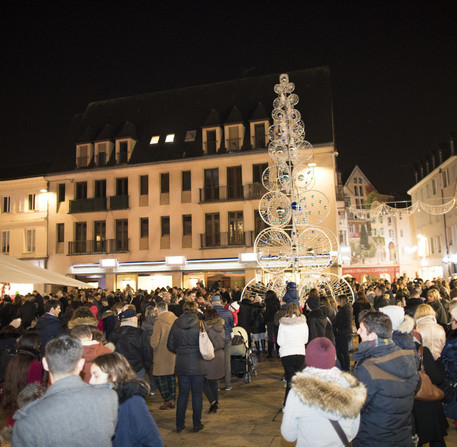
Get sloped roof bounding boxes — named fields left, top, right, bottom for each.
left=94, top=124, right=116, bottom=142
left=250, top=102, right=268, bottom=121
left=225, top=106, right=243, bottom=124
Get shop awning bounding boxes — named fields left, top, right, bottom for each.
left=0, top=254, right=92, bottom=288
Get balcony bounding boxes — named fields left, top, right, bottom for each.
left=110, top=195, right=129, bottom=210
left=200, top=231, right=254, bottom=249
left=68, top=239, right=129, bottom=255
left=226, top=138, right=241, bottom=151
left=76, top=157, right=89, bottom=168
left=199, top=184, right=266, bottom=203
left=69, top=197, right=107, bottom=213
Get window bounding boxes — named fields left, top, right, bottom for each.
left=161, top=216, right=170, bottom=236
left=379, top=216, right=383, bottom=224
left=387, top=217, right=392, bottom=225
left=254, top=123, right=266, bottom=148
left=206, top=130, right=217, bottom=154
left=185, top=130, right=196, bottom=142
left=227, top=166, right=243, bottom=199
left=344, top=197, right=351, bottom=207
left=94, top=221, right=106, bottom=252
left=373, top=228, right=377, bottom=236
left=58, top=184, right=65, bottom=203
left=431, top=178, right=437, bottom=195
left=442, top=169, right=449, bottom=188
left=97, top=142, right=107, bottom=166
left=140, top=176, right=149, bottom=195
left=183, top=215, right=192, bottom=236
left=95, top=180, right=106, bottom=198
left=228, top=211, right=244, bottom=245
left=115, top=219, right=129, bottom=252
left=254, top=211, right=267, bottom=237
left=182, top=171, right=191, bottom=191
left=28, top=194, right=36, bottom=211
left=119, top=141, right=128, bottom=163
left=140, top=218, right=149, bottom=238
left=77, top=145, right=90, bottom=167
left=204, top=168, right=219, bottom=200
left=25, top=229, right=36, bottom=252
left=227, top=126, right=241, bottom=151
left=253, top=163, right=268, bottom=183
left=150, top=136, right=160, bottom=145
left=165, top=134, right=175, bottom=143
left=57, top=223, right=65, bottom=243
left=76, top=182, right=87, bottom=200
left=205, top=213, right=220, bottom=246
left=389, top=230, right=394, bottom=238
left=339, top=230, right=347, bottom=245
left=354, top=186, right=359, bottom=196
left=116, top=178, right=128, bottom=196
left=2, top=196, right=11, bottom=213
left=1, top=231, right=10, bottom=254
left=359, top=186, right=364, bottom=196
left=380, top=228, right=384, bottom=236
left=161, top=173, right=170, bottom=194
left=353, top=178, right=357, bottom=183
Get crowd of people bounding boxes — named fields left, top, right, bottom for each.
left=0, top=275, right=455, bottom=446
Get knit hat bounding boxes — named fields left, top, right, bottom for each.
left=380, top=305, right=405, bottom=331
left=121, top=308, right=137, bottom=319
left=286, top=282, right=297, bottom=290
left=306, top=296, right=320, bottom=310
left=305, top=337, right=336, bottom=370
left=211, top=294, right=221, bottom=303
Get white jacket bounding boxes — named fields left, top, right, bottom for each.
left=415, top=315, right=446, bottom=360
left=277, top=315, right=309, bottom=357
left=281, top=367, right=366, bottom=447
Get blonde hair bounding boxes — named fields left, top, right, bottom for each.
left=414, top=303, right=436, bottom=321
left=285, top=303, right=301, bottom=318
left=427, top=289, right=440, bottom=302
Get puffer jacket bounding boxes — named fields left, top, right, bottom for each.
left=441, top=328, right=457, bottom=380
left=277, top=315, right=309, bottom=358
left=213, top=303, right=234, bottom=344
left=281, top=367, right=366, bottom=447
left=306, top=308, right=334, bottom=343
left=415, top=315, right=446, bottom=360
left=205, top=316, right=225, bottom=380
left=250, top=302, right=266, bottom=334
left=167, top=312, right=208, bottom=376
left=353, top=340, right=420, bottom=447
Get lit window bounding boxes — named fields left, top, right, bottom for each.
left=165, top=134, right=175, bottom=143
left=185, top=130, right=196, bottom=142
left=150, top=136, right=160, bottom=145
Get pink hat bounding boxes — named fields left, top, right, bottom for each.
left=305, top=337, right=336, bottom=369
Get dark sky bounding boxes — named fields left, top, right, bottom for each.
left=1, top=0, right=457, bottom=197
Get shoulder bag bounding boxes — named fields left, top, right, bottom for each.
left=415, top=346, right=445, bottom=401
left=199, top=320, right=215, bottom=360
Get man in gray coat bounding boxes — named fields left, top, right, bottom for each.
left=12, top=335, right=118, bottom=447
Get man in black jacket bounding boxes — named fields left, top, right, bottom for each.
left=333, top=294, right=353, bottom=371
left=305, top=296, right=334, bottom=344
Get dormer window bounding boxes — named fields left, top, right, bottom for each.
left=225, top=125, right=244, bottom=151
left=95, top=141, right=113, bottom=167
left=165, top=134, right=175, bottom=143
left=249, top=121, right=268, bottom=149
left=202, top=128, right=221, bottom=155
left=115, top=139, right=134, bottom=164
left=76, top=144, right=92, bottom=168
left=150, top=136, right=160, bottom=145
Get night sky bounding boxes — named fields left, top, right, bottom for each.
left=1, top=0, right=457, bottom=197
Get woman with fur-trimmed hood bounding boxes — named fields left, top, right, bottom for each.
left=281, top=337, right=366, bottom=447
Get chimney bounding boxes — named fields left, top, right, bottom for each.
left=433, top=148, right=443, bottom=166
left=429, top=152, right=435, bottom=170
left=424, top=159, right=430, bottom=175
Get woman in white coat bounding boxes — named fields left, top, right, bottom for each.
left=414, top=304, right=446, bottom=360
left=277, top=303, right=309, bottom=406
left=281, top=337, right=366, bottom=447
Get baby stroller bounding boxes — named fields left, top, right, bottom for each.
left=231, top=326, right=256, bottom=383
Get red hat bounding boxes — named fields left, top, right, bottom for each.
left=305, top=337, right=336, bottom=370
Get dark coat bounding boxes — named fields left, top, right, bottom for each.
left=404, top=297, right=424, bottom=318
left=282, top=283, right=299, bottom=306
left=113, top=381, right=163, bottom=447
left=19, top=301, right=37, bottom=329
left=428, top=299, right=447, bottom=326
left=333, top=304, right=353, bottom=336
left=353, top=341, right=420, bottom=447
left=167, top=313, right=208, bottom=376
left=35, top=313, right=66, bottom=355
left=412, top=345, right=448, bottom=444
left=109, top=325, right=152, bottom=374
left=205, top=317, right=225, bottom=380
left=441, top=328, right=457, bottom=380
left=306, top=308, right=334, bottom=343
left=237, top=299, right=254, bottom=333
left=373, top=295, right=389, bottom=311
left=250, top=302, right=265, bottom=334
left=102, top=310, right=119, bottom=340
left=264, top=295, right=280, bottom=323
left=352, top=301, right=371, bottom=329
left=213, top=303, right=234, bottom=344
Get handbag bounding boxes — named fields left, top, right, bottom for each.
left=415, top=346, right=445, bottom=402
left=199, top=321, right=215, bottom=360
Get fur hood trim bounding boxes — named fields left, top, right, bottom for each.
left=291, top=368, right=366, bottom=419
left=205, top=316, right=225, bottom=328
left=67, top=315, right=98, bottom=329
left=279, top=314, right=307, bottom=326
left=397, top=315, right=414, bottom=334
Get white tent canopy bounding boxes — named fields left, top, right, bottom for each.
left=0, top=254, right=91, bottom=288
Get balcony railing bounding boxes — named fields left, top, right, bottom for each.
left=200, top=231, right=254, bottom=249
left=199, top=184, right=266, bottom=203
left=110, top=195, right=129, bottom=210
left=226, top=138, right=241, bottom=151
left=69, top=197, right=107, bottom=213
left=76, top=157, right=89, bottom=168
left=68, top=239, right=129, bottom=255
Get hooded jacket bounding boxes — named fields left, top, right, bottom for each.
left=167, top=312, right=208, bottom=376
left=205, top=316, right=225, bottom=380
left=281, top=367, right=367, bottom=447
left=277, top=315, right=309, bottom=357
left=353, top=340, right=420, bottom=447
left=150, top=310, right=177, bottom=376
left=415, top=314, right=446, bottom=360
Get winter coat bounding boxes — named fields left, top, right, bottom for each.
left=404, top=297, right=424, bottom=318
left=333, top=304, right=353, bottom=337
left=413, top=345, right=448, bottom=444
left=102, top=310, right=119, bottom=340
left=141, top=315, right=156, bottom=340
left=352, top=301, right=371, bottom=329
left=281, top=367, right=366, bottom=447
left=35, top=313, right=66, bottom=355
left=428, top=299, right=447, bottom=326
left=415, top=315, right=446, bottom=360
left=306, top=308, right=334, bottom=344
left=80, top=341, right=112, bottom=383
left=321, top=303, right=337, bottom=323
left=441, top=328, right=457, bottom=380
left=264, top=295, right=280, bottom=323
left=167, top=312, right=208, bottom=376
left=213, top=303, right=234, bottom=344
left=12, top=375, right=118, bottom=447
left=205, top=316, right=225, bottom=380
left=352, top=340, right=420, bottom=447
left=373, top=295, right=389, bottom=311
left=109, top=323, right=153, bottom=374
left=150, top=311, right=177, bottom=376
left=237, top=299, right=254, bottom=333
left=277, top=315, right=309, bottom=358
left=282, top=283, right=300, bottom=306
left=19, top=301, right=37, bottom=329
left=67, top=314, right=99, bottom=330
left=113, top=381, right=163, bottom=447
left=250, top=302, right=266, bottom=334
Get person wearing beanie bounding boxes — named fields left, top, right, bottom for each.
left=305, top=293, right=334, bottom=344
left=281, top=337, right=366, bottom=447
